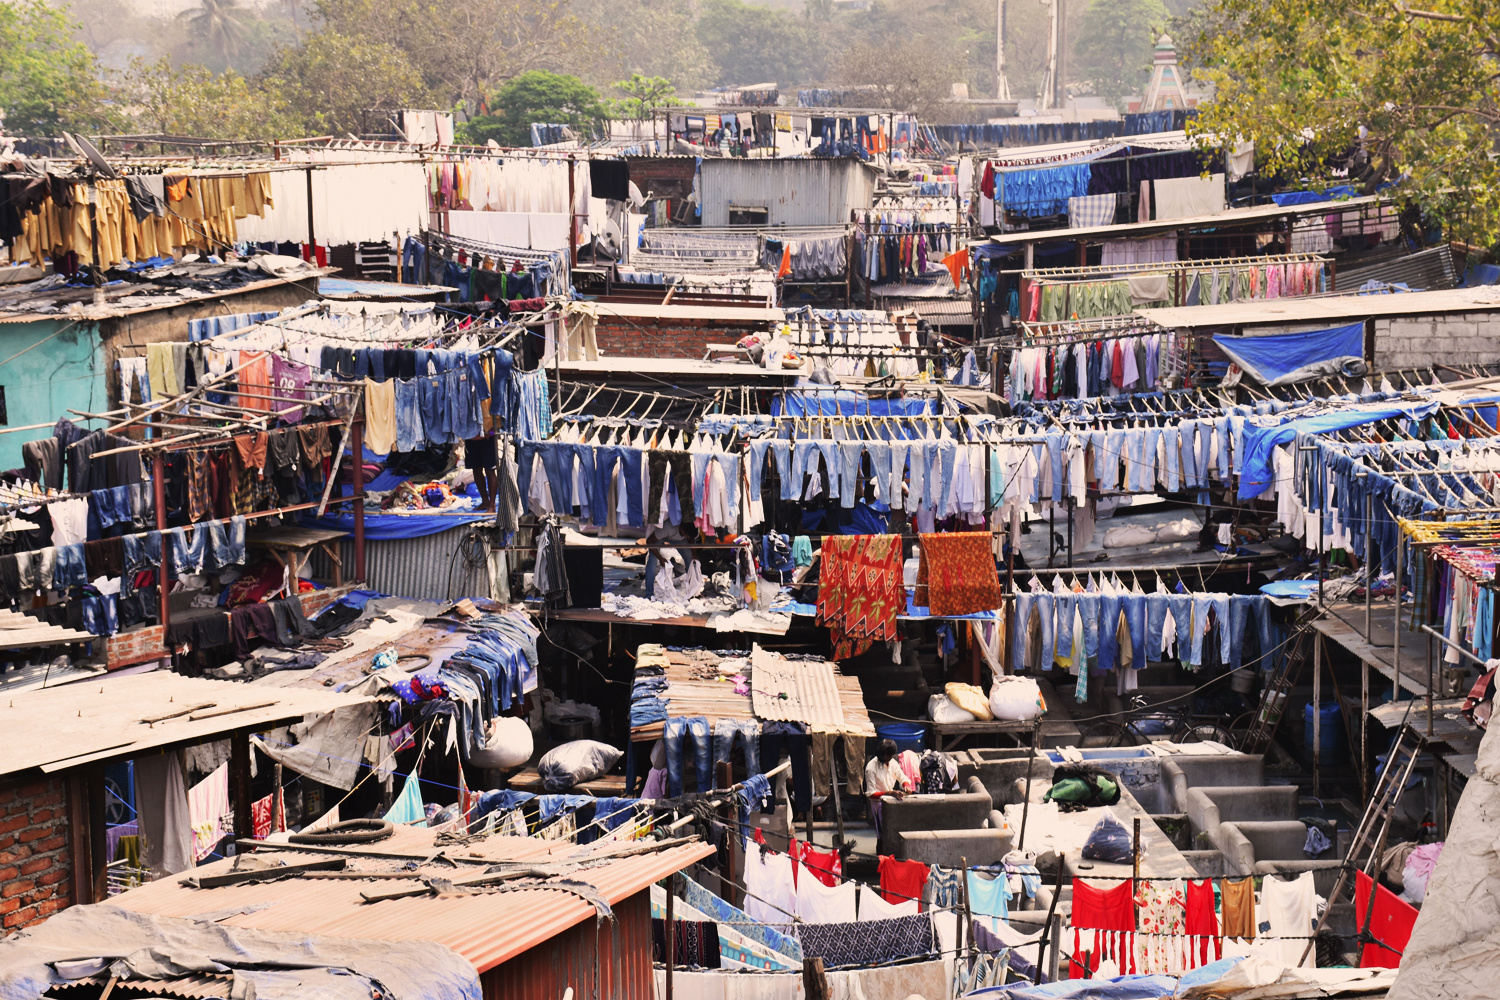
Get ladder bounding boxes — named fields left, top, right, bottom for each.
left=1238, top=610, right=1321, bottom=754
left=1298, top=727, right=1425, bottom=966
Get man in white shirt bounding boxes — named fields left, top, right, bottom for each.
left=864, top=739, right=910, bottom=835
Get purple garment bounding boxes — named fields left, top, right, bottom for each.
left=641, top=766, right=668, bottom=799
left=271, top=355, right=312, bottom=421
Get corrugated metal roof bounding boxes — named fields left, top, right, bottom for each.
left=0, top=670, right=373, bottom=775
left=48, top=974, right=232, bottom=998
left=110, top=828, right=715, bottom=974
left=311, top=529, right=492, bottom=603
left=1337, top=245, right=1457, bottom=292
left=1139, top=285, right=1500, bottom=329
left=700, top=158, right=877, bottom=228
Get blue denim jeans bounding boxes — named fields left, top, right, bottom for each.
left=888, top=442, right=910, bottom=508
left=600, top=447, right=645, bottom=527
left=818, top=441, right=842, bottom=502
left=1077, top=593, right=1100, bottom=658
left=759, top=721, right=811, bottom=813
left=864, top=442, right=891, bottom=505
left=1097, top=593, right=1122, bottom=672
left=712, top=453, right=741, bottom=519
left=1044, top=429, right=1066, bottom=502
left=1160, top=426, right=1181, bottom=493
left=55, top=543, right=87, bottom=588
left=1215, top=416, right=1232, bottom=479
left=446, top=368, right=484, bottom=443
left=394, top=378, right=425, bottom=453
left=791, top=441, right=818, bottom=499
left=1012, top=592, right=1034, bottom=671
left=1179, top=421, right=1201, bottom=489
left=1097, top=430, right=1125, bottom=491
left=568, top=444, right=598, bottom=519
left=1167, top=594, right=1193, bottom=661
left=539, top=442, right=575, bottom=511
left=1122, top=594, right=1148, bottom=668
left=169, top=526, right=204, bottom=576
left=748, top=440, right=772, bottom=502
left=839, top=441, right=865, bottom=508
left=205, top=516, right=246, bottom=570
left=713, top=719, right=762, bottom=776
left=1034, top=593, right=1055, bottom=668
left=1190, top=594, right=1232, bottom=666
left=419, top=374, right=450, bottom=444
left=664, top=715, right=712, bottom=797
left=905, top=441, right=927, bottom=512
left=1199, top=419, right=1216, bottom=483
left=1054, top=593, right=1076, bottom=663
left=1146, top=594, right=1170, bottom=659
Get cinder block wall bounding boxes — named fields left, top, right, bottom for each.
left=1374, top=311, right=1500, bottom=369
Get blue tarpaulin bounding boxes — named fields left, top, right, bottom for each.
left=1269, top=185, right=1357, bottom=206
left=968, top=974, right=1179, bottom=999
left=1212, top=321, right=1365, bottom=386
left=1238, top=400, right=1439, bottom=499
left=775, top=389, right=934, bottom=418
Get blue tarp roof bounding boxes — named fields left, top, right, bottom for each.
left=1212, top=321, right=1365, bottom=387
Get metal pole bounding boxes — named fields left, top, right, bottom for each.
left=715, top=760, right=736, bottom=906
left=1313, top=632, right=1322, bottom=798
left=304, top=167, right=316, bottom=250
left=1427, top=633, right=1435, bottom=737
left=829, top=741, right=844, bottom=848
left=1018, top=740, right=1035, bottom=850
left=1034, top=855, right=1064, bottom=980
left=664, top=872, right=675, bottom=1000
left=961, top=855, right=976, bottom=968
left=1361, top=659, right=1370, bottom=804
left=1363, top=476, right=1373, bottom=641
left=154, top=453, right=169, bottom=631
left=351, top=419, right=366, bottom=583
left=1131, top=818, right=1141, bottom=898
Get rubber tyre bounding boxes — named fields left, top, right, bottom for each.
left=1176, top=723, right=1235, bottom=746
left=288, top=818, right=395, bottom=845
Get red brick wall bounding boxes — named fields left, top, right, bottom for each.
left=0, top=776, right=71, bottom=933
left=595, top=319, right=767, bottom=359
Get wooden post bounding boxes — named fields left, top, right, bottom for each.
left=305, top=167, right=316, bottom=251
left=1035, top=853, right=1065, bottom=981
left=271, top=763, right=284, bottom=833
left=351, top=418, right=366, bottom=583
left=154, top=452, right=169, bottom=631
left=715, top=760, right=736, bottom=907
left=664, top=873, right=675, bottom=1000
left=961, top=855, right=976, bottom=969
left=230, top=732, right=253, bottom=844
left=804, top=738, right=815, bottom=844
left=1131, top=818, right=1141, bottom=897
left=829, top=739, right=844, bottom=848
left=802, top=957, right=828, bottom=1000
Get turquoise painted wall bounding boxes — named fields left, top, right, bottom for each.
left=0, top=320, right=105, bottom=475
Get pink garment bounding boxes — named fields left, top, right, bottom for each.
left=896, top=749, right=922, bottom=790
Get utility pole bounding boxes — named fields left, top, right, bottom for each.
left=995, top=0, right=1012, bottom=102
left=1054, top=0, right=1069, bottom=111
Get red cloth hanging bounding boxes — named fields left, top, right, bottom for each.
left=877, top=855, right=929, bottom=909
left=797, top=842, right=842, bottom=888
left=980, top=161, right=996, bottom=199
left=1354, top=870, right=1418, bottom=968
left=1071, top=879, right=1135, bottom=979
left=1185, top=878, right=1222, bottom=965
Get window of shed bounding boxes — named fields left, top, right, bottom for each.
left=728, top=206, right=769, bottom=225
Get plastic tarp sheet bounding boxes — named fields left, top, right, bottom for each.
left=775, top=389, right=935, bottom=418
left=300, top=509, right=492, bottom=540
left=251, top=701, right=378, bottom=791
left=968, top=974, right=1179, bottom=999
left=1213, top=322, right=1365, bottom=387
left=1237, top=400, right=1439, bottom=500
left=1269, top=185, right=1357, bottom=206
left=1175, top=956, right=1397, bottom=998
left=0, top=904, right=480, bottom=1000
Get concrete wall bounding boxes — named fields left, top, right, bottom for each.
left=1373, top=310, right=1500, bottom=370
left=0, top=775, right=73, bottom=933
left=593, top=315, right=769, bottom=359
left=0, top=319, right=106, bottom=474
left=699, top=159, right=876, bottom=227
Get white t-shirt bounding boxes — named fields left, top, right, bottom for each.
left=795, top=867, right=857, bottom=923
left=864, top=757, right=908, bottom=796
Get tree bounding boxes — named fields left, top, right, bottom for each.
left=1072, top=0, right=1169, bottom=109
left=117, top=57, right=297, bottom=140
left=828, top=41, right=961, bottom=120
left=260, top=31, right=431, bottom=137
left=566, top=0, right=714, bottom=94
left=460, top=70, right=607, bottom=146
left=1183, top=0, right=1500, bottom=242
left=0, top=0, right=110, bottom=136
left=610, top=73, right=676, bottom=121
left=695, top=0, right=819, bottom=87
left=176, top=0, right=254, bottom=66
left=311, top=0, right=586, bottom=108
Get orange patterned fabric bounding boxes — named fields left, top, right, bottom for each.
left=917, top=532, right=1001, bottom=616
left=817, top=534, right=904, bottom=659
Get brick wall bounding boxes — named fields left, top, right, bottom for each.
left=595, top=318, right=767, bottom=359
left=0, top=776, right=71, bottom=933
left=1374, top=311, right=1500, bottom=369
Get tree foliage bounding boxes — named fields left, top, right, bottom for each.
left=460, top=70, right=607, bottom=146
left=0, top=0, right=109, bottom=135
left=260, top=31, right=432, bottom=137
left=176, top=0, right=255, bottom=67
left=1072, top=0, right=1169, bottom=109
left=1185, top=0, right=1500, bottom=242
left=117, top=57, right=297, bottom=140
left=610, top=74, right=677, bottom=121
left=311, top=0, right=585, bottom=107
left=695, top=0, right=816, bottom=87
left=828, top=41, right=963, bottom=121
left=567, top=0, right=714, bottom=94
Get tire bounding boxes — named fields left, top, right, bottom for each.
left=1080, top=721, right=1137, bottom=748
left=288, top=819, right=394, bottom=845
left=1176, top=723, right=1235, bottom=746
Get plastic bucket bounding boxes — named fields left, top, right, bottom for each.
left=1304, top=701, right=1345, bottom=756
left=875, top=722, right=927, bottom=754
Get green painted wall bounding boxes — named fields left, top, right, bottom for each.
left=0, top=320, right=105, bottom=475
